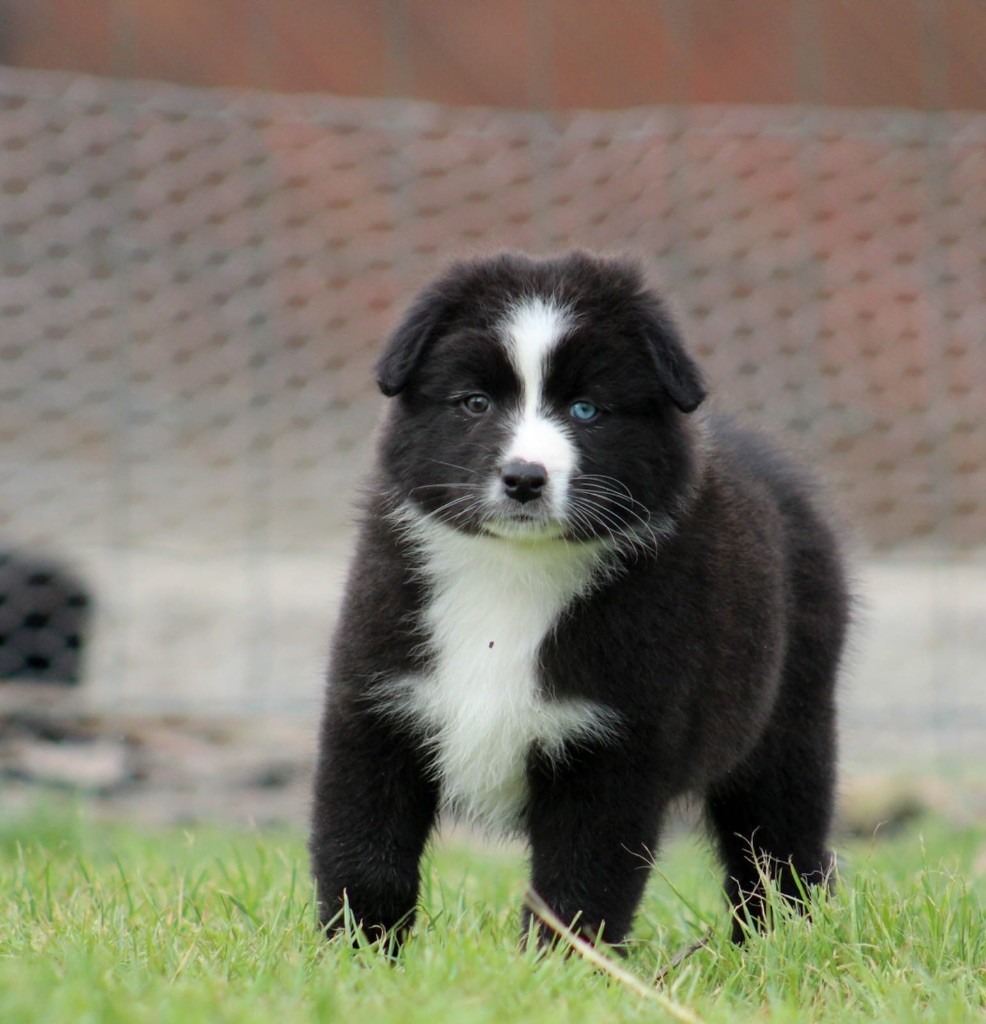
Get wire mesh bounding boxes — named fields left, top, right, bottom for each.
left=0, top=67, right=983, bottom=765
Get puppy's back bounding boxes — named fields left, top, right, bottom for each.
left=711, top=415, right=851, bottom=697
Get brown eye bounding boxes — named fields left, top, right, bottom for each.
left=462, top=394, right=491, bottom=415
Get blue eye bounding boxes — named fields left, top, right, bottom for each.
left=462, top=394, right=491, bottom=415
left=570, top=400, right=599, bottom=422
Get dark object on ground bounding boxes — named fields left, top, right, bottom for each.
left=0, top=550, right=92, bottom=685
left=310, top=251, right=851, bottom=949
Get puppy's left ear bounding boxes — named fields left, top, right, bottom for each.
left=374, top=289, right=447, bottom=397
left=641, top=301, right=706, bottom=413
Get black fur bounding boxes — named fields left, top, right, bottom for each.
left=310, top=251, right=850, bottom=948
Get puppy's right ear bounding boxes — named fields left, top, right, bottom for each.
left=374, top=290, right=446, bottom=397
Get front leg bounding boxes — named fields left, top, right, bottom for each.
left=523, top=744, right=668, bottom=949
left=309, top=689, right=438, bottom=944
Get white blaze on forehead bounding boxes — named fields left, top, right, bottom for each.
left=499, top=297, right=577, bottom=511
left=502, top=297, right=572, bottom=411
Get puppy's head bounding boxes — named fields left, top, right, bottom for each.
left=375, top=251, right=706, bottom=546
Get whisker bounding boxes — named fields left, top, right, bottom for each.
left=569, top=495, right=664, bottom=557
left=577, top=491, right=654, bottom=533
left=428, top=493, right=490, bottom=530
left=564, top=504, right=598, bottom=541
left=458, top=440, right=502, bottom=459
left=409, top=482, right=481, bottom=494
left=568, top=505, right=631, bottom=551
left=426, top=493, right=479, bottom=521
left=576, top=481, right=650, bottom=514
left=577, top=473, right=636, bottom=502
left=425, top=458, right=478, bottom=476
left=572, top=495, right=633, bottom=534
left=574, top=484, right=654, bottom=531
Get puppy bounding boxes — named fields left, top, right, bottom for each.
left=310, top=251, right=850, bottom=947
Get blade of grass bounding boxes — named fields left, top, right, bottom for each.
left=651, top=930, right=713, bottom=984
left=524, top=887, right=705, bottom=1024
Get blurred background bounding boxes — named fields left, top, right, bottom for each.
left=0, top=1, right=983, bottom=823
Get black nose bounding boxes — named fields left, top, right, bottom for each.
left=501, top=460, right=548, bottom=504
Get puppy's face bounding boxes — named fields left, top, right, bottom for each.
left=375, top=252, right=706, bottom=546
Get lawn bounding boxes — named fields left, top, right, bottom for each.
left=1, top=805, right=983, bottom=1023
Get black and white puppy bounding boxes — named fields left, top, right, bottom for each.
left=310, top=251, right=850, bottom=948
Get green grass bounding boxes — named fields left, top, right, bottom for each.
left=1, top=806, right=984, bottom=1023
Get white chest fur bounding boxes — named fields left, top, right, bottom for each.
left=387, top=515, right=616, bottom=834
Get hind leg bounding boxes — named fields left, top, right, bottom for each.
left=706, top=702, right=837, bottom=943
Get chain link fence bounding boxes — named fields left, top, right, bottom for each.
left=0, top=67, right=983, bottom=769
